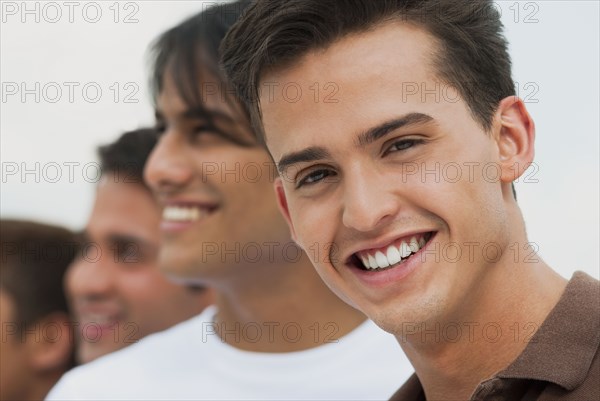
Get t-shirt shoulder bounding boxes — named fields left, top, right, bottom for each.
left=45, top=306, right=215, bottom=400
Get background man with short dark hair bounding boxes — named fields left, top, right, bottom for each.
left=64, top=128, right=213, bottom=364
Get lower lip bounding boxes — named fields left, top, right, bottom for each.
left=160, top=220, right=197, bottom=233
left=348, top=233, right=436, bottom=288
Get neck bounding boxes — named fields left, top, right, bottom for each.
left=212, top=254, right=366, bottom=352
left=399, top=230, right=568, bottom=400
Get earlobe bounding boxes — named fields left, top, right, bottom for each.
left=274, top=178, right=298, bottom=243
left=495, top=96, right=536, bottom=183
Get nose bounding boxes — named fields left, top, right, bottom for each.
left=66, top=253, right=113, bottom=301
left=144, top=130, right=193, bottom=194
left=341, top=164, right=399, bottom=233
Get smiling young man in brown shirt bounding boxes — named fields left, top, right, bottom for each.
left=220, top=0, right=600, bottom=400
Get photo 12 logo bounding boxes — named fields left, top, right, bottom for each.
left=1, top=82, right=140, bottom=104
left=1, top=1, right=140, bottom=24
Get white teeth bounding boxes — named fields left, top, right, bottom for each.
left=360, top=255, right=369, bottom=268
left=367, top=254, right=377, bottom=269
left=357, top=233, right=430, bottom=270
left=409, top=237, right=420, bottom=253
left=399, top=241, right=412, bottom=258
left=163, top=206, right=206, bottom=222
left=386, top=245, right=401, bottom=266
left=375, top=251, right=389, bottom=268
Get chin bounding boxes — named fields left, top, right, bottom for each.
left=161, top=265, right=203, bottom=285
left=161, top=255, right=223, bottom=286
left=369, top=293, right=447, bottom=336
left=159, top=255, right=196, bottom=279
left=78, top=345, right=112, bottom=364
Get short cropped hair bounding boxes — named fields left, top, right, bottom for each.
left=98, top=128, right=159, bottom=187
left=221, top=0, right=515, bottom=141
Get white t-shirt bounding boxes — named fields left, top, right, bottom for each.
left=47, top=306, right=412, bottom=400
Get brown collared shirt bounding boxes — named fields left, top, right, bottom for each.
left=389, top=271, right=600, bottom=401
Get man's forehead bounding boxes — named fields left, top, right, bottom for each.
left=259, top=20, right=437, bottom=100
left=94, top=181, right=156, bottom=216
left=86, top=208, right=156, bottom=247
left=259, top=21, right=441, bottom=153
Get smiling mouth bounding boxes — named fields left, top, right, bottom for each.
left=162, top=204, right=217, bottom=223
left=76, top=309, right=123, bottom=329
left=349, top=231, right=435, bottom=271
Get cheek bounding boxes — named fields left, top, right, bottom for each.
left=222, top=156, right=278, bottom=208
left=0, top=340, right=28, bottom=392
left=292, top=200, right=335, bottom=261
left=117, top=268, right=166, bottom=302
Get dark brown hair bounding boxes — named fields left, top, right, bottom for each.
left=148, top=0, right=255, bottom=147
left=0, top=220, right=76, bottom=327
left=98, top=127, right=159, bottom=187
left=221, top=0, right=515, bottom=141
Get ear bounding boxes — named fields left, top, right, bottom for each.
left=26, top=312, right=73, bottom=373
left=274, top=177, right=298, bottom=243
left=494, top=96, right=535, bottom=184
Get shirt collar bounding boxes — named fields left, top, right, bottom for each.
left=497, top=271, right=600, bottom=390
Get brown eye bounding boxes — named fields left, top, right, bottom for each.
left=384, top=139, right=423, bottom=156
left=112, top=242, right=140, bottom=264
left=296, top=169, right=336, bottom=189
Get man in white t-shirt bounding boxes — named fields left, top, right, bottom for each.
left=47, top=1, right=412, bottom=400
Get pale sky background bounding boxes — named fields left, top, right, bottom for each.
left=1, top=1, right=598, bottom=280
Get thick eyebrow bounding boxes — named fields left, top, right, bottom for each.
left=78, top=232, right=151, bottom=248
left=156, top=106, right=254, bottom=147
left=356, top=113, right=435, bottom=147
left=183, top=107, right=236, bottom=124
left=276, top=112, right=435, bottom=176
left=107, top=234, right=153, bottom=248
left=154, top=107, right=235, bottom=124
left=277, top=147, right=332, bottom=175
